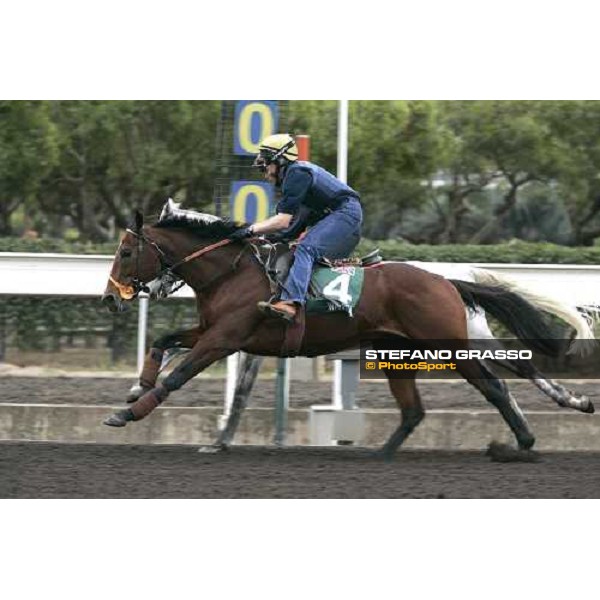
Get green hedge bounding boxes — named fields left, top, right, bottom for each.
left=0, top=238, right=118, bottom=255
left=356, top=240, right=600, bottom=264
left=0, top=295, right=198, bottom=363
left=3, top=236, right=600, bottom=264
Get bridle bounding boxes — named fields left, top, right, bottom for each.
left=109, top=228, right=242, bottom=301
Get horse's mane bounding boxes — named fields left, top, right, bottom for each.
left=154, top=214, right=247, bottom=240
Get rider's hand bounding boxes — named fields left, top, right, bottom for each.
left=228, top=226, right=253, bottom=241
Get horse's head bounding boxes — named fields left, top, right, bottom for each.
left=101, top=211, right=163, bottom=313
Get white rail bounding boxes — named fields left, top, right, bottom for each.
left=411, top=261, right=600, bottom=307
left=0, top=253, right=194, bottom=297
left=0, top=253, right=193, bottom=372
left=2, top=253, right=598, bottom=303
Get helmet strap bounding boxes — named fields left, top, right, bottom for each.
left=269, top=139, right=295, bottom=164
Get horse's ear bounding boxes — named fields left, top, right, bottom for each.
left=134, top=210, right=144, bottom=232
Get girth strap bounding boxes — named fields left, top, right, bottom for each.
left=281, top=308, right=306, bottom=358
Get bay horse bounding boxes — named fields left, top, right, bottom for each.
left=101, top=209, right=593, bottom=458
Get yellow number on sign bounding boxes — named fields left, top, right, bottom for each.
left=232, top=184, right=271, bottom=222
left=237, top=103, right=275, bottom=154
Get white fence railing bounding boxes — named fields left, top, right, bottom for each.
left=3, top=253, right=598, bottom=302
left=407, top=261, right=600, bottom=307
left=0, top=252, right=192, bottom=371
left=0, top=252, right=194, bottom=297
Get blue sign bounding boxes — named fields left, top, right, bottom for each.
left=230, top=181, right=274, bottom=222
left=233, top=101, right=279, bottom=156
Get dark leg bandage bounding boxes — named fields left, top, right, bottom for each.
left=129, top=386, right=169, bottom=421
left=139, top=348, right=164, bottom=389
left=163, top=366, right=192, bottom=393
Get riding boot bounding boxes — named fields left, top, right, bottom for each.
left=257, top=300, right=297, bottom=322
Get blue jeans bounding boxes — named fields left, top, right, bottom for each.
left=280, top=198, right=363, bottom=305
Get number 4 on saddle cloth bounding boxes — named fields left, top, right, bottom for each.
left=307, top=265, right=364, bottom=315
left=260, top=243, right=382, bottom=316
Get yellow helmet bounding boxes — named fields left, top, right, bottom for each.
left=253, top=133, right=299, bottom=170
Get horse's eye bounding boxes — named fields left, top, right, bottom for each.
left=120, top=248, right=132, bottom=258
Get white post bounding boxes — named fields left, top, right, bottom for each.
left=222, top=352, right=240, bottom=428
left=337, top=100, right=349, bottom=184
left=137, top=295, right=149, bottom=374
left=334, top=100, right=351, bottom=410
left=332, top=359, right=343, bottom=409
left=274, top=357, right=290, bottom=446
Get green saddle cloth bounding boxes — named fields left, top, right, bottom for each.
left=306, top=265, right=365, bottom=316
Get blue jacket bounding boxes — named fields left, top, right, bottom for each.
left=276, top=161, right=359, bottom=217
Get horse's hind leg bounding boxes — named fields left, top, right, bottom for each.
left=380, top=372, right=424, bottom=460
left=200, top=353, right=264, bottom=453
left=457, top=358, right=535, bottom=450
left=497, top=358, right=594, bottom=414
left=466, top=304, right=592, bottom=412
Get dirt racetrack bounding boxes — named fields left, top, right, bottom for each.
left=2, top=376, right=600, bottom=498
left=2, top=442, right=600, bottom=498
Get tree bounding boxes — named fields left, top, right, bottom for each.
left=39, top=101, right=220, bottom=241
left=0, top=101, right=58, bottom=235
left=289, top=100, right=444, bottom=239
left=466, top=101, right=566, bottom=243
left=426, top=101, right=568, bottom=244
left=6, top=100, right=600, bottom=246
left=541, top=101, right=600, bottom=245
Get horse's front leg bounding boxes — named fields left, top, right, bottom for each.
left=126, top=327, right=202, bottom=403
left=104, top=326, right=242, bottom=427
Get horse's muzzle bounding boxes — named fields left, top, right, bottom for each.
left=101, top=292, right=129, bottom=313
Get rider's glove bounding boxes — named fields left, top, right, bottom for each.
left=228, top=226, right=254, bottom=241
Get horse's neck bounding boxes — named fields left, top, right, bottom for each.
left=150, top=228, right=243, bottom=287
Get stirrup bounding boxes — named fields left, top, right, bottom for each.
left=257, top=301, right=296, bottom=323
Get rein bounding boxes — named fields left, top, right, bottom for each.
left=168, top=238, right=233, bottom=271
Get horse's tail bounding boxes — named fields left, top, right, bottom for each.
left=472, top=268, right=597, bottom=354
left=579, top=304, right=600, bottom=333
left=449, top=270, right=595, bottom=358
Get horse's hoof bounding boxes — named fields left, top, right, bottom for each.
left=373, top=449, right=395, bottom=463
left=486, top=441, right=540, bottom=463
left=104, top=413, right=128, bottom=427
left=197, top=444, right=229, bottom=454
left=581, top=397, right=595, bottom=414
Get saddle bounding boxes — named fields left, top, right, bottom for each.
left=255, top=241, right=382, bottom=298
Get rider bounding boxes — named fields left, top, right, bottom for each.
left=229, top=133, right=363, bottom=322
